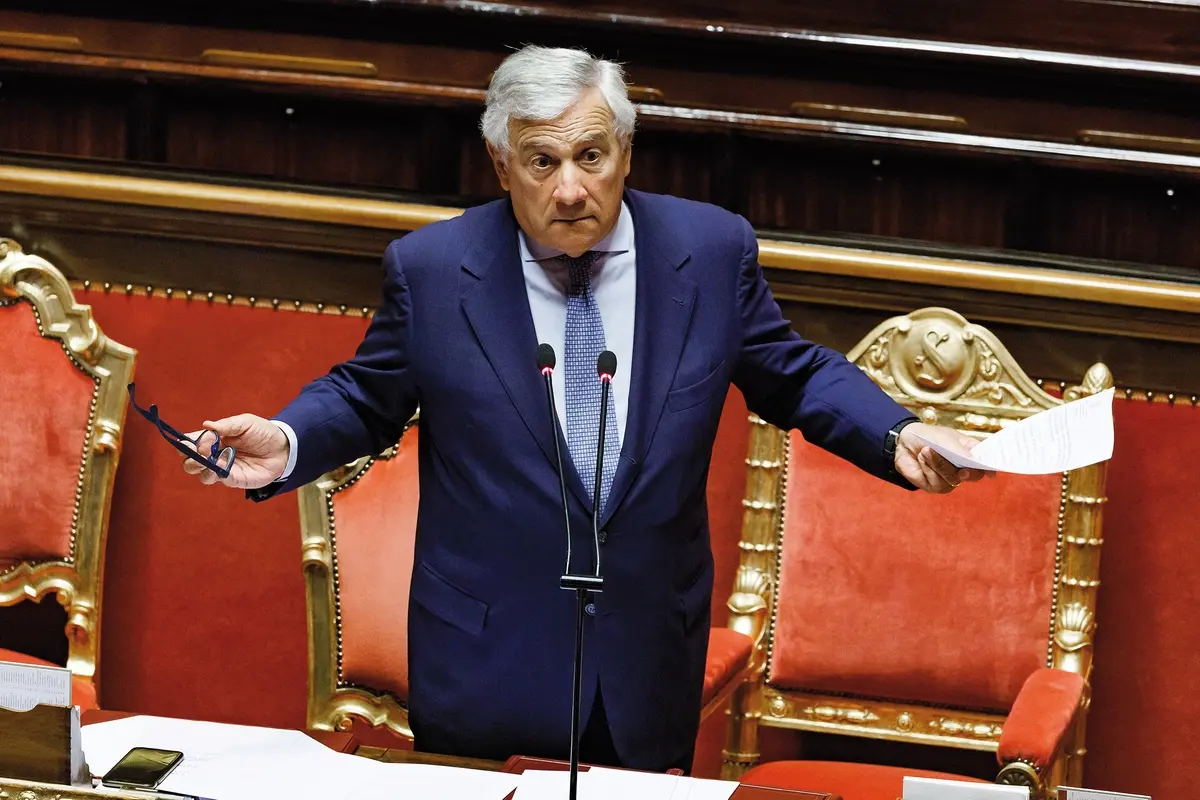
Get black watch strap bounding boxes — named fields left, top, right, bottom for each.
left=883, top=417, right=920, bottom=462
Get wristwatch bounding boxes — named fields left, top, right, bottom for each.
left=883, top=417, right=920, bottom=465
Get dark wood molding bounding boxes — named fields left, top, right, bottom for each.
left=11, top=0, right=1200, bottom=78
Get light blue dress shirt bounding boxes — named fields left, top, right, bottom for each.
left=518, top=201, right=636, bottom=448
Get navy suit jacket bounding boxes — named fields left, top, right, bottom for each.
left=256, top=189, right=913, bottom=770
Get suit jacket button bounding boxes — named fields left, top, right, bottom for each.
left=598, top=530, right=608, bottom=545
left=585, top=602, right=596, bottom=616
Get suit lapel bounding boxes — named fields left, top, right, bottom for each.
left=460, top=202, right=593, bottom=510
left=601, top=190, right=696, bottom=526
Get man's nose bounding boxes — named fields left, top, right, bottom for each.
left=552, top=164, right=587, bottom=206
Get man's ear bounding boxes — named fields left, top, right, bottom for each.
left=487, top=142, right=511, bottom=191
left=620, top=139, right=632, bottom=178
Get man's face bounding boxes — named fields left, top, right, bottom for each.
left=489, top=87, right=632, bottom=258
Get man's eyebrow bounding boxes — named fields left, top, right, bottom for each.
left=572, top=131, right=608, bottom=147
left=519, top=131, right=609, bottom=153
left=520, top=138, right=561, bottom=153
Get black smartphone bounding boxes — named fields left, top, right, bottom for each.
left=100, top=746, right=184, bottom=789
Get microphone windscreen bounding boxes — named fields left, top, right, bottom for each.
left=537, top=343, right=556, bottom=370
left=596, top=350, right=617, bottom=377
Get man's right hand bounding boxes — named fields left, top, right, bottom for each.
left=182, top=414, right=290, bottom=489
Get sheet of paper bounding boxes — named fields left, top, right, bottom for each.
left=83, top=715, right=520, bottom=800
left=82, top=714, right=338, bottom=797
left=511, top=767, right=737, bottom=800
left=1058, top=787, right=1151, bottom=800
left=679, top=776, right=740, bottom=800
left=338, top=758, right=521, bottom=800
left=0, top=658, right=72, bottom=711
left=903, top=775, right=1029, bottom=799
left=913, top=387, right=1115, bottom=475
left=514, top=768, right=680, bottom=800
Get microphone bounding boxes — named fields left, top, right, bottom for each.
left=591, top=350, right=617, bottom=578
left=536, top=343, right=574, bottom=576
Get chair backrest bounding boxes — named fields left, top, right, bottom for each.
left=730, top=307, right=1111, bottom=762
left=297, top=417, right=419, bottom=738
left=0, top=239, right=135, bottom=697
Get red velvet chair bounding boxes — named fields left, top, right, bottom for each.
left=0, top=239, right=135, bottom=712
left=720, top=307, right=1113, bottom=800
left=297, top=417, right=419, bottom=740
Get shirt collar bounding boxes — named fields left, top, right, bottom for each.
left=518, top=201, right=634, bottom=263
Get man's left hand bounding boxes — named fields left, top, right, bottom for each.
left=894, top=422, right=994, bottom=494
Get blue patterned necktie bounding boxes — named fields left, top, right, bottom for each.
left=562, top=251, right=620, bottom=512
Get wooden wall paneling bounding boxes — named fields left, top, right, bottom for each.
left=0, top=72, right=128, bottom=159
left=2, top=6, right=1200, bottom=154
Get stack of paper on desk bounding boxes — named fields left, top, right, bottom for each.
left=903, top=776, right=1029, bottom=798
left=512, top=767, right=739, bottom=800
left=82, top=715, right=521, bottom=800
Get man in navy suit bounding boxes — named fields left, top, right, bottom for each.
left=184, top=45, right=988, bottom=772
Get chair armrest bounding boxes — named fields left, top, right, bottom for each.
left=998, top=667, right=1085, bottom=772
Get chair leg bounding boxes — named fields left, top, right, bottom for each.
left=721, top=678, right=761, bottom=780
left=1064, top=697, right=1090, bottom=788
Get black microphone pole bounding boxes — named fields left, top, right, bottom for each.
left=537, top=343, right=575, bottom=581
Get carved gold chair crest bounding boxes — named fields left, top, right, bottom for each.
left=722, top=307, right=1112, bottom=800
left=298, top=417, right=420, bottom=740
left=0, top=239, right=135, bottom=710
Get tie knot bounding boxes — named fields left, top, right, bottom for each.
left=561, top=251, right=599, bottom=293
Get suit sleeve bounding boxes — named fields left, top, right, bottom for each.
left=248, top=240, right=419, bottom=500
left=729, top=218, right=916, bottom=487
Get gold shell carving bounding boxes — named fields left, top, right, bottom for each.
left=1055, top=603, right=1096, bottom=652
left=727, top=566, right=770, bottom=616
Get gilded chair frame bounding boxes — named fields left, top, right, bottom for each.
left=721, top=307, right=1112, bottom=798
left=297, top=417, right=419, bottom=740
left=0, top=239, right=135, bottom=699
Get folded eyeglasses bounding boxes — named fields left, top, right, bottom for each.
left=127, top=383, right=236, bottom=479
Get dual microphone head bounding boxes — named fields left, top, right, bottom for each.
left=542, top=345, right=619, bottom=381
left=536, top=343, right=617, bottom=382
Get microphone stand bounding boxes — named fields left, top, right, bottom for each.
left=558, top=380, right=609, bottom=800
left=539, top=345, right=611, bottom=800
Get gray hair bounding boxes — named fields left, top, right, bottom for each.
left=481, top=46, right=637, bottom=156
